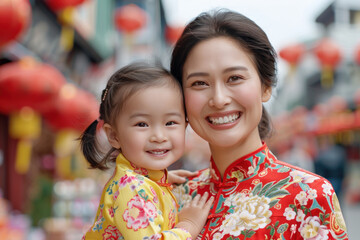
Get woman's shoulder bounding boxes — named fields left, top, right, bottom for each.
left=272, top=158, right=333, bottom=191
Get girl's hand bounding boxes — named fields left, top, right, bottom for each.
left=168, top=169, right=198, bottom=184
left=175, top=192, right=214, bottom=239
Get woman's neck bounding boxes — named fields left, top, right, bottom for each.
left=209, top=134, right=263, bottom=178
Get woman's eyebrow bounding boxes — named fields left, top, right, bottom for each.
left=223, top=66, right=248, bottom=73
left=186, top=72, right=209, bottom=80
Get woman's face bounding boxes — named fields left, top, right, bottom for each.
left=182, top=37, right=271, bottom=151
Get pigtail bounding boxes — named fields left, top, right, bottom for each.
left=259, top=106, right=273, bottom=140
left=80, top=119, right=108, bottom=170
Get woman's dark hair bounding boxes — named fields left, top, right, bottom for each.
left=80, top=61, right=182, bottom=170
left=170, top=9, right=277, bottom=139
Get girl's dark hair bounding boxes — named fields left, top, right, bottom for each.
left=170, top=9, right=277, bottom=139
left=80, top=61, right=182, bottom=170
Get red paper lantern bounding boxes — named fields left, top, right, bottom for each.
left=165, top=25, right=184, bottom=45
left=314, top=39, right=342, bottom=68
left=0, top=58, right=66, bottom=114
left=114, top=4, right=147, bottom=34
left=43, top=84, right=99, bottom=132
left=279, top=43, right=305, bottom=66
left=45, top=0, right=86, bottom=11
left=314, top=39, right=342, bottom=88
left=0, top=0, right=31, bottom=49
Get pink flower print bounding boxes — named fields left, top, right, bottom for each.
left=123, top=195, right=158, bottom=230
left=130, top=162, right=149, bottom=176
left=113, top=190, right=119, bottom=201
left=168, top=209, right=176, bottom=228
left=109, top=207, right=115, bottom=218
left=144, top=233, right=162, bottom=240
left=119, top=175, right=137, bottom=188
left=150, top=187, right=158, bottom=203
left=299, top=216, right=329, bottom=240
left=102, top=225, right=124, bottom=240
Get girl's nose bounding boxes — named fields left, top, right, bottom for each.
left=150, top=128, right=167, bottom=143
left=209, top=84, right=231, bottom=108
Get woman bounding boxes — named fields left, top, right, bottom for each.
left=171, top=9, right=348, bottom=240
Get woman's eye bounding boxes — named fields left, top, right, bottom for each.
left=228, top=75, right=243, bottom=82
left=166, top=121, right=177, bottom=126
left=136, top=122, right=148, bottom=127
left=191, top=81, right=207, bottom=87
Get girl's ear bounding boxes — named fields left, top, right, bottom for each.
left=261, top=86, right=272, bottom=103
left=103, top=123, right=121, bottom=149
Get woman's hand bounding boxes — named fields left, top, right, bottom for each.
left=168, top=169, right=198, bottom=184
left=176, top=192, right=214, bottom=239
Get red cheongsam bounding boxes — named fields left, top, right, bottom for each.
left=172, top=143, right=348, bottom=240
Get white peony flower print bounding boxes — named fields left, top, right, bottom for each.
left=299, top=216, right=329, bottom=240
left=220, top=193, right=272, bottom=237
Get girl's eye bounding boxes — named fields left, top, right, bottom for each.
left=136, top=122, right=148, bottom=127
left=166, top=121, right=177, bottom=126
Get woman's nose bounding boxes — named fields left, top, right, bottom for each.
left=209, top=84, right=231, bottom=108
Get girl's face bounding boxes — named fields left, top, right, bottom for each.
left=182, top=37, right=271, bottom=152
left=104, top=82, right=186, bottom=170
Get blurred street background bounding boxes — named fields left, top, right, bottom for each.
left=1, top=0, right=360, bottom=239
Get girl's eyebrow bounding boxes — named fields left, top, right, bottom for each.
left=186, top=66, right=249, bottom=80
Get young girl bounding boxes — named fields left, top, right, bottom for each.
left=80, top=62, right=214, bottom=239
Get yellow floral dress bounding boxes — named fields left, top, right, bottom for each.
left=173, top=144, right=348, bottom=240
left=83, top=153, right=191, bottom=240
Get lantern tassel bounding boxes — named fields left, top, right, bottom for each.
left=58, top=8, right=75, bottom=51
left=15, top=139, right=32, bottom=174
left=321, top=65, right=334, bottom=88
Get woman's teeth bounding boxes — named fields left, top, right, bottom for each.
left=208, top=113, right=240, bottom=125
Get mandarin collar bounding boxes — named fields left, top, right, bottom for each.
left=116, top=153, right=168, bottom=185
left=209, top=143, right=275, bottom=185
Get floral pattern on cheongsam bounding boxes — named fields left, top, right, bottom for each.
left=173, top=143, right=348, bottom=240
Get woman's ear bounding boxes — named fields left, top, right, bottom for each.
left=262, top=86, right=272, bottom=103
left=103, top=123, right=121, bottom=149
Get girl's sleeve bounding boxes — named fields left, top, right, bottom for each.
left=113, top=174, right=192, bottom=240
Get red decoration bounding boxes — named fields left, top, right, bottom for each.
left=45, top=0, right=86, bottom=11
left=355, top=44, right=360, bottom=65
left=0, top=0, right=31, bottom=49
left=314, top=39, right=342, bottom=68
left=114, top=4, right=147, bottom=34
left=43, top=84, right=99, bottom=132
left=165, top=25, right=184, bottom=45
left=0, top=58, right=66, bottom=114
left=279, top=44, right=305, bottom=66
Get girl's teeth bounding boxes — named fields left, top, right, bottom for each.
left=209, top=113, right=239, bottom=125
left=149, top=150, right=166, bottom=155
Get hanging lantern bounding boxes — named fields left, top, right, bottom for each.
left=114, top=4, right=147, bottom=34
left=279, top=43, right=305, bottom=67
left=43, top=84, right=99, bottom=132
left=45, top=0, right=86, bottom=11
left=0, top=0, right=31, bottom=49
left=0, top=58, right=66, bottom=114
left=45, top=0, right=87, bottom=51
left=165, top=25, right=184, bottom=45
left=314, top=39, right=342, bottom=88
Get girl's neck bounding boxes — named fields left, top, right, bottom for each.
left=209, top=134, right=263, bottom=178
